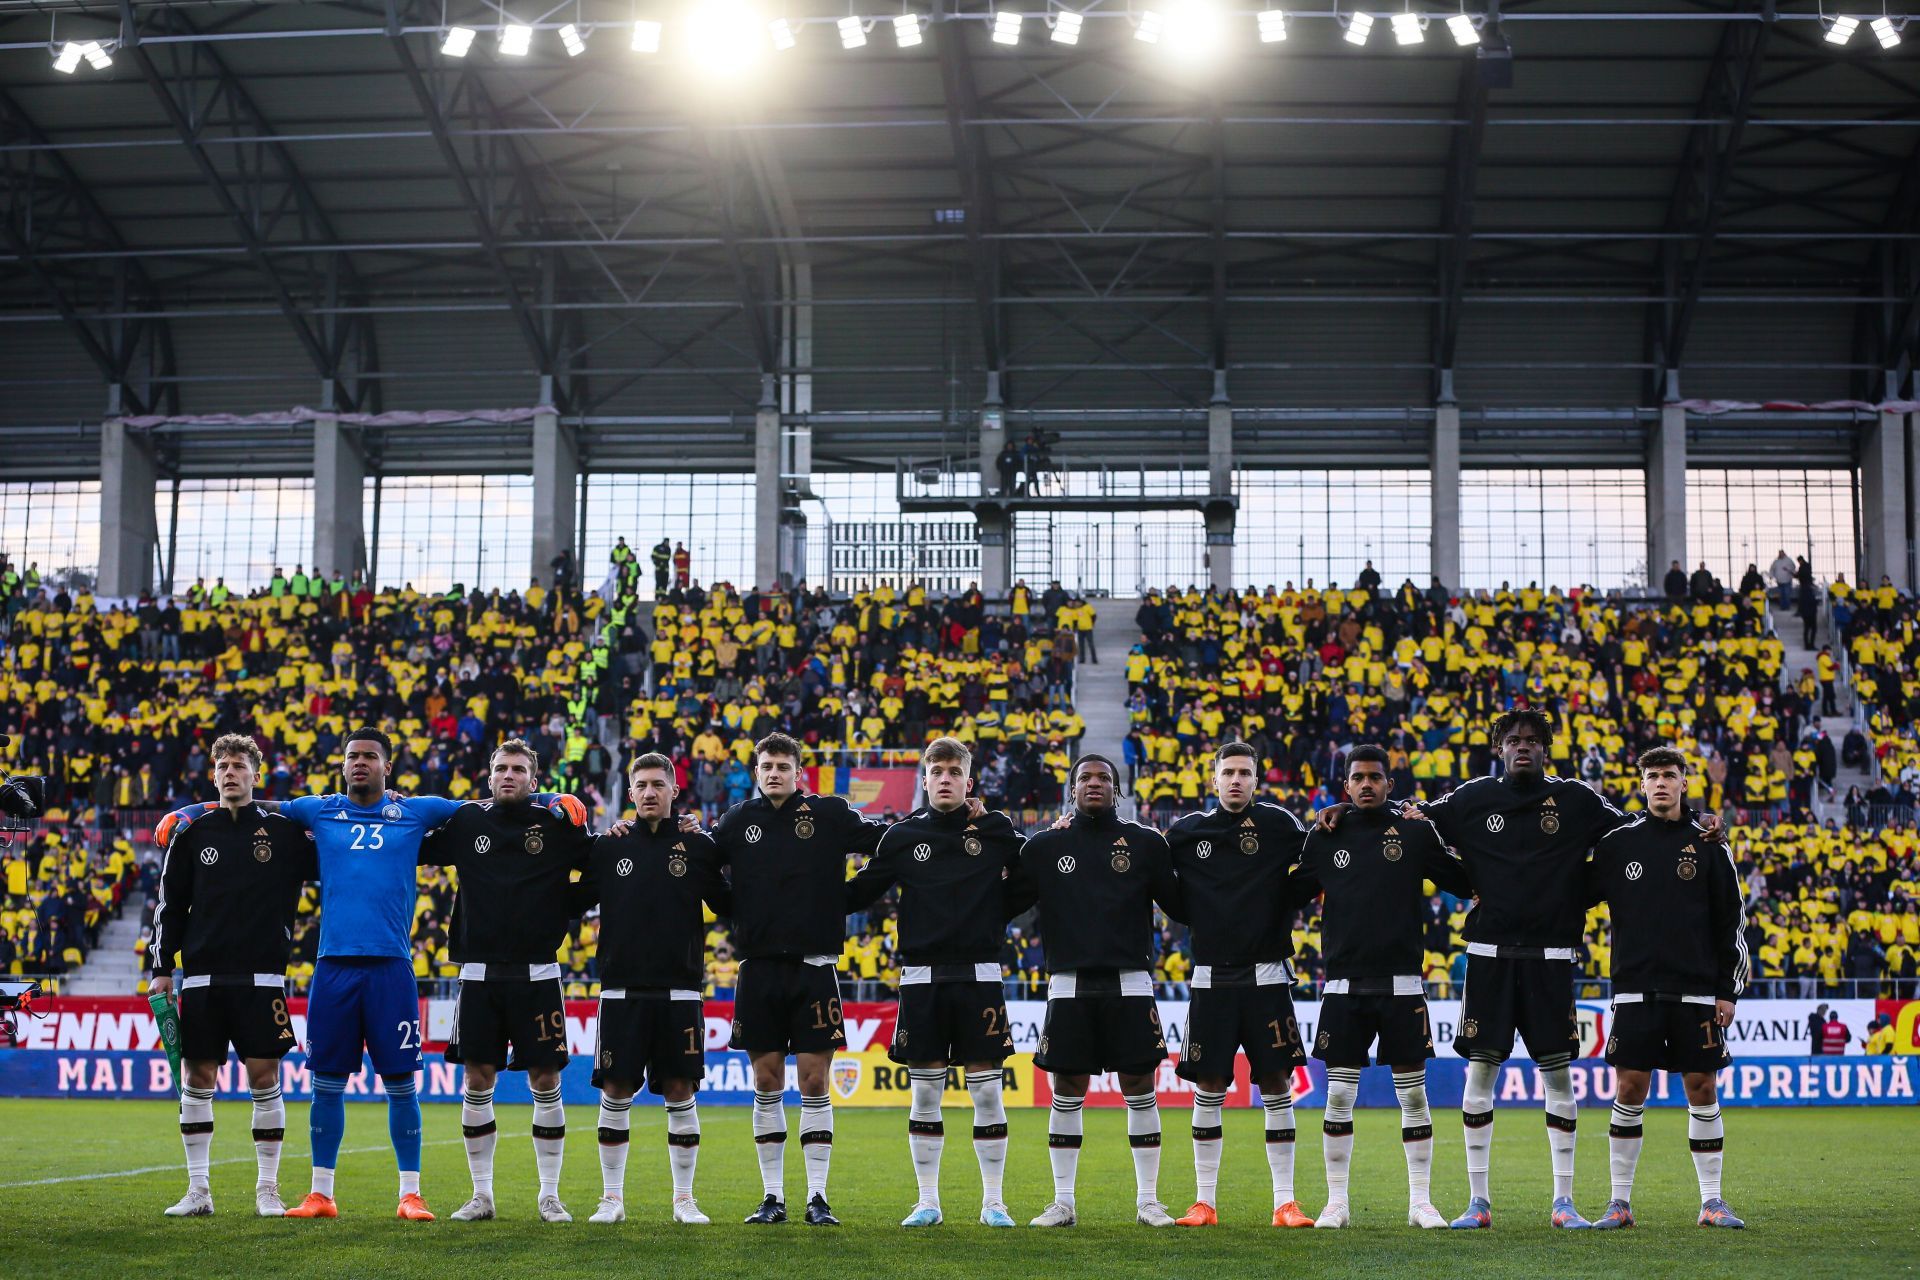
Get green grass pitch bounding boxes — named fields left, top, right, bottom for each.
left=1, top=1100, right=1912, bottom=1279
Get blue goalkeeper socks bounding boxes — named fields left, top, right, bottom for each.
left=310, top=1073, right=348, bottom=1174
left=384, top=1074, right=423, bottom=1174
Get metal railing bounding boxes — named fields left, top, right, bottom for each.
left=898, top=455, right=1219, bottom=504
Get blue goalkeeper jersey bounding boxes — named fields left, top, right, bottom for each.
left=282, top=793, right=465, bottom=959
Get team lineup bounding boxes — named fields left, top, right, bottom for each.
left=146, top=709, right=1749, bottom=1235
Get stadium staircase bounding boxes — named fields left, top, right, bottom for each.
left=1769, top=601, right=1875, bottom=816
left=61, top=891, right=149, bottom=996
left=1074, top=599, right=1143, bottom=820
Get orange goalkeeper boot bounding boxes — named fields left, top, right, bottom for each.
left=396, top=1193, right=435, bottom=1221
left=1272, top=1200, right=1316, bottom=1228
left=1175, top=1202, right=1218, bottom=1227
left=284, top=1193, right=338, bottom=1219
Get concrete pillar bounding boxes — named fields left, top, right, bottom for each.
left=1208, top=375, right=1233, bottom=497
left=312, top=414, right=367, bottom=583
left=978, top=505, right=1011, bottom=598
left=1647, top=403, right=1688, bottom=591
left=979, top=374, right=1006, bottom=497
left=98, top=420, right=158, bottom=597
left=1204, top=502, right=1234, bottom=593
left=1431, top=403, right=1461, bottom=590
left=530, top=409, right=578, bottom=588
left=754, top=384, right=781, bottom=591
left=1861, top=409, right=1910, bottom=591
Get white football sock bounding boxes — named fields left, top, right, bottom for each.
left=1609, top=1100, right=1644, bottom=1203
left=399, top=1169, right=421, bottom=1197
left=1125, top=1092, right=1162, bottom=1206
left=311, top=1167, right=336, bottom=1197
left=1688, top=1104, right=1724, bottom=1202
left=1048, top=1095, right=1083, bottom=1206
left=1463, top=1057, right=1499, bottom=1203
left=907, top=1068, right=946, bottom=1207
left=800, top=1094, right=834, bottom=1200
left=1539, top=1058, right=1578, bottom=1202
left=666, top=1098, right=700, bottom=1199
left=180, top=1085, right=215, bottom=1190
left=251, top=1084, right=286, bottom=1187
left=967, top=1070, right=1009, bottom=1206
left=1264, top=1085, right=1297, bottom=1207
left=597, top=1095, right=632, bottom=1200
left=1323, top=1068, right=1360, bottom=1207
left=1191, top=1089, right=1227, bottom=1206
left=461, top=1085, right=498, bottom=1197
left=531, top=1085, right=566, bottom=1200
left=752, top=1090, right=786, bottom=1199
left=1392, top=1068, right=1434, bottom=1205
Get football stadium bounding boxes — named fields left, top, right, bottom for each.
left=2, top=1, right=1919, bottom=1276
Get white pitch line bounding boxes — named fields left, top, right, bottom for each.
left=1, top=1132, right=528, bottom=1189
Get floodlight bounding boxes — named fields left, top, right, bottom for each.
left=499, top=23, right=533, bottom=55
left=559, top=23, right=586, bottom=55
left=1447, top=12, right=1478, bottom=44
left=769, top=17, right=796, bottom=47
left=1135, top=9, right=1164, bottom=41
left=1258, top=9, right=1287, bottom=41
left=1053, top=10, right=1083, bottom=43
left=1871, top=15, right=1900, bottom=47
left=442, top=25, right=477, bottom=55
left=81, top=40, right=111, bottom=68
left=1391, top=12, right=1422, bottom=44
left=992, top=11, right=1023, bottom=43
left=894, top=12, right=922, bottom=45
left=839, top=14, right=867, bottom=46
left=53, top=41, right=84, bottom=73
left=1823, top=14, right=1857, bottom=43
left=633, top=19, right=663, bottom=50
left=1344, top=11, right=1373, bottom=44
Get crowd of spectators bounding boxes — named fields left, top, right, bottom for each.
left=9, top=542, right=1919, bottom=1005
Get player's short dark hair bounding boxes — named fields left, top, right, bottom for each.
left=1492, top=709, right=1554, bottom=744
left=754, top=732, right=804, bottom=765
left=1214, top=741, right=1258, bottom=765
left=922, top=737, right=972, bottom=771
left=490, top=737, right=539, bottom=771
left=1072, top=753, right=1119, bottom=783
left=1346, top=744, right=1390, bottom=771
left=1638, top=745, right=1689, bottom=774
left=343, top=727, right=392, bottom=757
left=628, top=751, right=674, bottom=781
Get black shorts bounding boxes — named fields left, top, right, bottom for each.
left=890, top=981, right=1014, bottom=1066
left=731, top=958, right=847, bottom=1055
left=592, top=994, right=706, bottom=1093
left=178, top=982, right=298, bottom=1062
left=1454, top=953, right=1578, bottom=1061
left=1034, top=996, right=1166, bottom=1077
left=445, top=978, right=568, bottom=1071
left=1176, top=984, right=1305, bottom=1082
left=1313, top=992, right=1435, bottom=1068
left=1605, top=1000, right=1732, bottom=1075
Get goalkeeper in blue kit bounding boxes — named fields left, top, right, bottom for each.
left=158, top=727, right=591, bottom=1221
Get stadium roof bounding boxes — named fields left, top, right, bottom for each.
left=1, top=0, right=1915, bottom=476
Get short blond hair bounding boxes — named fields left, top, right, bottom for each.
left=210, top=733, right=262, bottom=772
left=922, top=737, right=972, bottom=773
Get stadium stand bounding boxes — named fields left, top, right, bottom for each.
left=7, top=551, right=1914, bottom=1001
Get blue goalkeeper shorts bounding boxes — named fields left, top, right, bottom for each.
left=305, top=956, right=424, bottom=1076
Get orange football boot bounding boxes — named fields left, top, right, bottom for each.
left=284, top=1193, right=338, bottom=1219
left=1175, top=1202, right=1218, bottom=1227
left=396, top=1193, right=435, bottom=1221
left=1272, top=1200, right=1316, bottom=1228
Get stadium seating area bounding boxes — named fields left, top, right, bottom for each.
left=7, top=550, right=1917, bottom=999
